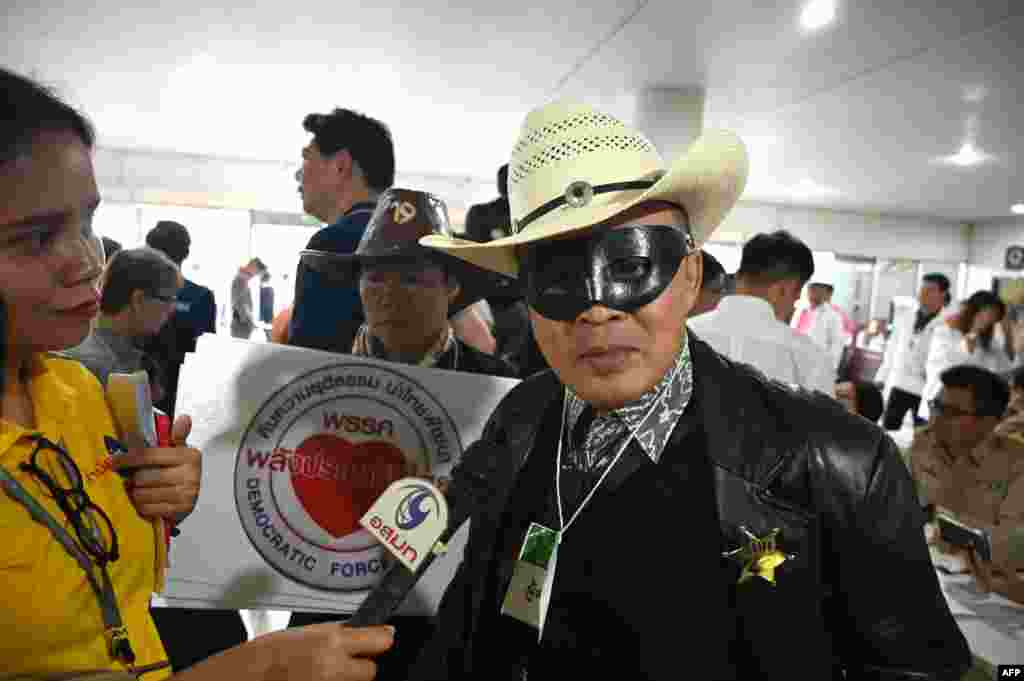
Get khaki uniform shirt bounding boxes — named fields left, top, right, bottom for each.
left=909, top=423, right=1024, bottom=571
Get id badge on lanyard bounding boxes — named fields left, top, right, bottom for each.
left=500, top=522, right=560, bottom=637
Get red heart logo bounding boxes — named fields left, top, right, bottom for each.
left=290, top=434, right=408, bottom=539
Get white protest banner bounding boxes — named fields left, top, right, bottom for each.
left=161, top=335, right=518, bottom=614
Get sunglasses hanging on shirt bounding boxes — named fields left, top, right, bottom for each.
left=520, top=224, right=695, bottom=321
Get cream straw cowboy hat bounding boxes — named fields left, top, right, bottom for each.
left=420, top=100, right=749, bottom=277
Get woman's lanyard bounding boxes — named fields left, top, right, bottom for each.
left=0, top=465, right=138, bottom=670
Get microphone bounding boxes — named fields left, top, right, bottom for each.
left=346, top=448, right=495, bottom=627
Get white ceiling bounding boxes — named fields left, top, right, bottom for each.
left=2, top=0, right=1022, bottom=220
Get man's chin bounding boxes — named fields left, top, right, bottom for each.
left=567, top=370, right=653, bottom=411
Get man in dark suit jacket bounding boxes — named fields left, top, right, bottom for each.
left=290, top=107, right=395, bottom=353
left=143, top=220, right=216, bottom=413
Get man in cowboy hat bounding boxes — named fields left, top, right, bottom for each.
left=294, top=188, right=517, bottom=375
left=289, top=188, right=515, bottom=679
left=407, top=101, right=969, bottom=679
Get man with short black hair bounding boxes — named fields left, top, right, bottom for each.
left=877, top=272, right=952, bottom=430
left=908, top=364, right=1024, bottom=603
left=691, top=250, right=727, bottom=317
left=144, top=219, right=217, bottom=413
left=62, top=247, right=181, bottom=385
left=290, top=108, right=395, bottom=352
left=688, top=230, right=835, bottom=393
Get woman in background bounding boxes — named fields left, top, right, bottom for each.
left=920, top=290, right=1013, bottom=420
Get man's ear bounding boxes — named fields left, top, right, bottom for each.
left=446, top=278, right=462, bottom=306
left=332, top=149, right=354, bottom=178
left=130, top=289, right=146, bottom=309
left=782, top=279, right=803, bottom=302
left=682, top=250, right=703, bottom=294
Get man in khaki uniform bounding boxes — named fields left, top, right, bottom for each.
left=909, top=364, right=1024, bottom=603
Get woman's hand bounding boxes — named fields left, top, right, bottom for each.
left=175, top=623, right=395, bottom=681
left=113, top=415, right=201, bottom=521
left=264, top=624, right=395, bottom=681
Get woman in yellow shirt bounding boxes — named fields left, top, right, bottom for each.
left=0, top=68, right=391, bottom=680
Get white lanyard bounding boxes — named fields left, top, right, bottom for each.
left=553, top=371, right=676, bottom=533
left=537, top=359, right=683, bottom=633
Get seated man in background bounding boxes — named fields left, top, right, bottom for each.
left=908, top=365, right=1024, bottom=602
left=690, top=249, right=727, bottom=317
left=835, top=380, right=884, bottom=423
left=62, top=247, right=181, bottom=385
left=289, top=187, right=516, bottom=679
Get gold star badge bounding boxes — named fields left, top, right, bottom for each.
left=723, top=526, right=792, bottom=586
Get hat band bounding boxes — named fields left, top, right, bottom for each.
left=512, top=179, right=658, bottom=234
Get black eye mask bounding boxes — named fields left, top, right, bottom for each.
left=521, top=225, right=694, bottom=321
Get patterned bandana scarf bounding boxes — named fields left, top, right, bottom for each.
left=563, top=336, right=694, bottom=476
left=351, top=323, right=455, bottom=368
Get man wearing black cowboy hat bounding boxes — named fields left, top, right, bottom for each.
left=295, top=188, right=517, bottom=376
left=288, top=188, right=516, bottom=679
left=405, top=101, right=970, bottom=679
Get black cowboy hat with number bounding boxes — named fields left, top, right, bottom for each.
left=298, top=188, right=520, bottom=316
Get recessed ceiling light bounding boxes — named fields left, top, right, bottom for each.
left=932, top=141, right=995, bottom=167
left=791, top=177, right=838, bottom=198
left=800, top=0, right=836, bottom=31
left=964, top=85, right=988, bottom=104
left=1012, top=204, right=1024, bottom=215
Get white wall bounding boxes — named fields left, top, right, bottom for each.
left=715, top=201, right=970, bottom=262
left=968, top=217, right=1024, bottom=268
left=94, top=146, right=974, bottom=262
left=93, top=146, right=492, bottom=226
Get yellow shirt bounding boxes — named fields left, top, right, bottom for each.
left=0, top=356, right=169, bottom=678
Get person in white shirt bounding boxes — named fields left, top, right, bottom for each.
left=919, top=290, right=1014, bottom=421
left=875, top=273, right=951, bottom=429
left=803, top=282, right=846, bottom=369
left=688, top=230, right=835, bottom=394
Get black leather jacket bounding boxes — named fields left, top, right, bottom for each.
left=414, top=336, right=970, bottom=680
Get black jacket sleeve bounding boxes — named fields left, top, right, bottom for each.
left=409, top=411, right=509, bottom=681
left=835, top=435, right=971, bottom=680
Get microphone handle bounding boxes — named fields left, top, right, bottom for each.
left=346, top=553, right=439, bottom=627
left=345, top=513, right=470, bottom=627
